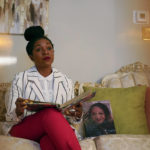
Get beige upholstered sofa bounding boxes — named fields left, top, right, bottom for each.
left=0, top=61, right=150, bottom=150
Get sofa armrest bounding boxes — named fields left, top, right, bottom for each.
left=94, top=134, right=150, bottom=150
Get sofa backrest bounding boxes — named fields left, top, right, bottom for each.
left=101, top=61, right=150, bottom=88
left=75, top=62, right=150, bottom=95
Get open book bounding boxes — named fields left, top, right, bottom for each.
left=24, top=90, right=96, bottom=112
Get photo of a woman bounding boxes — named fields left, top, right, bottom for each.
left=83, top=101, right=116, bottom=137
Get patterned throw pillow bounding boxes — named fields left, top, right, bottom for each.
left=0, top=83, right=11, bottom=121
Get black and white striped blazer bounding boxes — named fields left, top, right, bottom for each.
left=5, top=66, right=74, bottom=122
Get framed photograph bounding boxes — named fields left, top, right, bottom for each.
left=0, top=0, right=49, bottom=34
left=82, top=100, right=116, bottom=138
left=133, top=10, right=149, bottom=24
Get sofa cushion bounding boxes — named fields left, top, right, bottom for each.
left=0, top=135, right=40, bottom=150
left=79, top=137, right=97, bottom=150
left=94, top=134, right=150, bottom=150
left=83, top=86, right=149, bottom=134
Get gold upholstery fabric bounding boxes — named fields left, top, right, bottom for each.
left=0, top=83, right=11, bottom=121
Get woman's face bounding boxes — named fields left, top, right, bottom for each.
left=91, top=106, right=105, bottom=124
left=30, top=38, right=54, bottom=69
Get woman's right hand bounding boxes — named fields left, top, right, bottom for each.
left=15, top=98, right=27, bottom=117
left=63, top=102, right=82, bottom=121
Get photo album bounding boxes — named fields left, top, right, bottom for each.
left=82, top=100, right=116, bottom=137
left=23, top=90, right=96, bottom=114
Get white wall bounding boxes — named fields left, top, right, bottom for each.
left=0, top=0, right=150, bottom=83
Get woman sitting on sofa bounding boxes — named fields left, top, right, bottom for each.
left=5, top=26, right=81, bottom=150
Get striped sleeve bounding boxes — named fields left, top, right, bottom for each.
left=65, top=75, right=74, bottom=101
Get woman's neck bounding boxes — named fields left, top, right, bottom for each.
left=36, top=66, right=52, bottom=77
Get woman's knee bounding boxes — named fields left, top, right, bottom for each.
left=39, top=108, right=65, bottom=123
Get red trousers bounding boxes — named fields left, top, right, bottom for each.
left=10, top=108, right=81, bottom=150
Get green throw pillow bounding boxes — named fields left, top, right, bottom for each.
left=83, top=86, right=149, bottom=134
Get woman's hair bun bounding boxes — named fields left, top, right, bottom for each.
left=24, top=26, right=45, bottom=41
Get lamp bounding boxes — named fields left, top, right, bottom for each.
left=142, top=27, right=150, bottom=40
left=0, top=56, right=17, bottom=65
